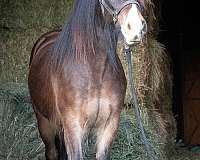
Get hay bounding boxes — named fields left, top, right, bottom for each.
left=144, top=39, right=176, bottom=140
left=0, top=0, right=72, bottom=83
left=0, top=84, right=44, bottom=160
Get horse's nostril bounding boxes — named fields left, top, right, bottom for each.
left=134, top=35, right=139, bottom=41
left=127, top=23, right=131, bottom=30
left=142, top=20, right=147, bottom=33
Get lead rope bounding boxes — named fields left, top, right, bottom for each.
left=124, top=43, right=157, bottom=160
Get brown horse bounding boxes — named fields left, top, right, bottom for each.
left=28, top=0, right=146, bottom=159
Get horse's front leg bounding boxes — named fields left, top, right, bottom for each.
left=34, top=108, right=59, bottom=160
left=63, top=115, right=83, bottom=160
left=96, top=106, right=121, bottom=160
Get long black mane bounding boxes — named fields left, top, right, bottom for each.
left=51, top=0, right=119, bottom=72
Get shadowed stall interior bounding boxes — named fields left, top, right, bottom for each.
left=159, top=0, right=200, bottom=145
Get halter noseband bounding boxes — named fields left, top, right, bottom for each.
left=100, top=0, right=143, bottom=23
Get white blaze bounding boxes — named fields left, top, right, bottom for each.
left=121, top=4, right=143, bottom=45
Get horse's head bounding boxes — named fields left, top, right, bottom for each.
left=100, top=0, right=147, bottom=45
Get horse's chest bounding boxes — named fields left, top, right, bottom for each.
left=79, top=94, right=122, bottom=131
left=82, top=77, right=125, bottom=117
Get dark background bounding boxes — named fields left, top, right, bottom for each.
left=159, top=0, right=200, bottom=142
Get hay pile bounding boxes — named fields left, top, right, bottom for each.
left=0, top=84, right=44, bottom=160
left=0, top=0, right=72, bottom=83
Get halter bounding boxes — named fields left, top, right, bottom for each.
left=99, top=0, right=143, bottom=23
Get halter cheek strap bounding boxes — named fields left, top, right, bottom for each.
left=100, top=0, right=118, bottom=22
